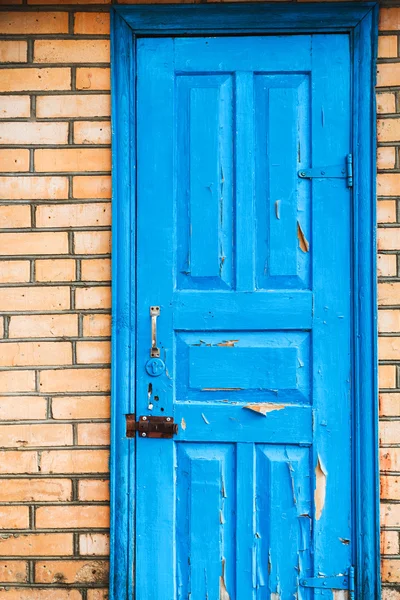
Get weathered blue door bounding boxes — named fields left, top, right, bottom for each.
left=135, top=34, right=352, bottom=599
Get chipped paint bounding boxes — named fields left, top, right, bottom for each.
left=244, top=403, right=286, bottom=416
left=271, top=594, right=280, bottom=600
left=297, top=222, right=309, bottom=253
left=201, top=413, right=210, bottom=424
left=219, top=558, right=230, bottom=600
left=333, top=591, right=348, bottom=600
left=314, top=457, right=327, bottom=520
left=275, top=200, right=281, bottom=219
left=216, top=340, right=239, bottom=347
left=339, top=537, right=350, bottom=545
left=181, top=417, right=186, bottom=431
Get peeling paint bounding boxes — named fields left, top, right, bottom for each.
left=271, top=594, right=280, bottom=600
left=201, top=413, right=210, bottom=424
left=217, top=340, right=239, bottom=347
left=333, top=591, right=348, bottom=600
left=275, top=200, right=281, bottom=219
left=244, top=403, right=286, bottom=416
left=297, top=222, right=309, bottom=253
left=219, top=558, right=230, bottom=600
left=314, top=457, right=327, bottom=520
left=181, top=418, right=186, bottom=431
left=339, top=538, right=350, bottom=545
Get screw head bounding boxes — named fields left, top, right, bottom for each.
left=166, top=417, right=171, bottom=422
left=142, top=416, right=147, bottom=421
left=300, top=171, right=306, bottom=177
left=321, top=171, right=325, bottom=175
left=142, top=433, right=147, bottom=437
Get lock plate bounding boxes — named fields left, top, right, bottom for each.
left=145, top=357, right=165, bottom=377
left=126, top=414, right=178, bottom=439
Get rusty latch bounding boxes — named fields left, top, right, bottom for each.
left=126, top=414, right=178, bottom=439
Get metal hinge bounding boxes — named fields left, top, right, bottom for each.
left=126, top=414, right=178, bottom=439
left=300, top=567, right=355, bottom=598
left=298, top=154, right=353, bottom=188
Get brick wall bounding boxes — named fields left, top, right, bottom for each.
left=0, top=1, right=398, bottom=599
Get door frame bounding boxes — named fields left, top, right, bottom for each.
left=110, top=3, right=379, bottom=599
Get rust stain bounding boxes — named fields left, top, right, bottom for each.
left=244, top=403, right=286, bottom=416
left=217, top=340, right=239, bottom=347
left=181, top=418, right=186, bottom=431
left=219, top=558, right=230, bottom=600
left=314, top=457, right=327, bottom=520
left=275, top=200, right=281, bottom=220
left=297, top=222, right=309, bottom=253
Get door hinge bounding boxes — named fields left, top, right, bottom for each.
left=298, top=154, right=353, bottom=188
left=126, top=414, right=178, bottom=439
left=300, top=567, right=355, bottom=598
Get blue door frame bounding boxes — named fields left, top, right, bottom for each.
left=110, top=3, right=379, bottom=599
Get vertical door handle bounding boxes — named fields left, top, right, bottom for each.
left=150, top=306, right=160, bottom=358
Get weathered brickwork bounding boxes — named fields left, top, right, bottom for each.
left=0, top=1, right=397, bottom=598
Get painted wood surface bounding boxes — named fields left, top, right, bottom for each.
left=135, top=34, right=352, bottom=600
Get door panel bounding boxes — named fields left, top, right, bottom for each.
left=136, top=34, right=351, bottom=599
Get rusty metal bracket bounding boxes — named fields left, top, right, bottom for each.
left=126, top=414, right=178, bottom=439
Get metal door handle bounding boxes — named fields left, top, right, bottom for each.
left=150, top=306, right=160, bottom=357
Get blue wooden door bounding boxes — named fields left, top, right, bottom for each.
left=135, top=34, right=352, bottom=599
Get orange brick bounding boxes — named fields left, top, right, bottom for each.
left=0, top=450, right=37, bottom=473
left=0, top=205, right=31, bottom=228
left=83, top=314, right=111, bottom=337
left=0, top=176, right=68, bottom=200
left=378, top=201, right=397, bottom=223
left=0, top=533, right=72, bottom=556
left=379, top=36, right=398, bottom=58
left=0, top=122, right=68, bottom=145
left=378, top=174, right=400, bottom=197
left=40, top=449, right=109, bottom=474
left=81, top=259, right=111, bottom=283
left=78, top=479, right=109, bottom=502
left=0, top=396, right=46, bottom=420
left=377, top=63, right=400, bottom=87
left=73, top=121, right=111, bottom=144
left=74, top=12, right=110, bottom=35
left=0, top=232, right=68, bottom=256
left=36, top=505, right=109, bottom=529
left=377, top=93, right=396, bottom=114
left=73, top=175, right=111, bottom=199
left=0, top=260, right=30, bottom=283
left=380, top=420, right=400, bottom=444
left=0, top=370, right=36, bottom=393
left=29, top=0, right=110, bottom=3
left=0, top=12, right=69, bottom=34
left=35, top=259, right=76, bottom=283
left=378, top=119, right=400, bottom=143
left=381, top=448, right=400, bottom=472
left=0, top=287, right=69, bottom=311
left=36, top=203, right=111, bottom=228
left=381, top=530, right=399, bottom=555
left=378, top=147, right=396, bottom=170
left=0, top=68, right=70, bottom=93
left=87, top=591, right=108, bottom=600
left=0, top=341, right=71, bottom=367
left=0, top=561, right=27, bottom=583
left=380, top=8, right=400, bottom=31
left=382, top=504, right=400, bottom=528
left=75, top=287, right=111, bottom=310
left=0, top=423, right=72, bottom=447
left=379, top=337, right=400, bottom=360
left=76, top=67, right=110, bottom=91
left=0, top=478, right=71, bottom=502
left=52, top=396, right=110, bottom=420
left=379, top=364, right=397, bottom=388
left=37, top=94, right=110, bottom=118
left=74, top=232, right=111, bottom=255
left=34, top=40, right=110, bottom=64
left=382, top=590, right=400, bottom=600
left=0, top=591, right=80, bottom=600
left=0, top=506, right=29, bottom=529
left=35, top=148, right=111, bottom=173
left=79, top=533, right=109, bottom=556
left=35, top=560, right=108, bottom=584
left=76, top=341, right=110, bottom=364
left=380, top=393, right=400, bottom=417
left=0, top=41, right=27, bottom=63
left=378, top=254, right=397, bottom=278
left=39, top=368, right=110, bottom=394
left=379, top=311, right=400, bottom=333
left=0, top=96, right=30, bottom=119
left=77, top=423, right=110, bottom=446
left=379, top=229, right=400, bottom=251
left=381, top=475, right=400, bottom=500
left=0, top=150, right=29, bottom=173
left=383, top=559, right=400, bottom=583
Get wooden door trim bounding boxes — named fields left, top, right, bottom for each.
left=110, top=4, right=379, bottom=598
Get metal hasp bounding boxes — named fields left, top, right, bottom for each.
left=298, top=154, right=353, bottom=188
left=300, top=567, right=355, bottom=599
left=126, top=414, right=178, bottom=439
left=150, top=305, right=160, bottom=357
